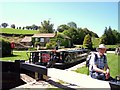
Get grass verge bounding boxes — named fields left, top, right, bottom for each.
left=0, top=51, right=30, bottom=61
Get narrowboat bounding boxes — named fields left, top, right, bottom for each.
left=27, top=49, right=89, bottom=69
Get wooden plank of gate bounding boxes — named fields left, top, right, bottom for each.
left=48, top=68, right=111, bottom=89
left=20, top=74, right=36, bottom=83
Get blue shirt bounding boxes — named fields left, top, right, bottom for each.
left=89, top=52, right=107, bottom=71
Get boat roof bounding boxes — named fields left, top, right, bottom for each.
left=28, top=48, right=88, bottom=53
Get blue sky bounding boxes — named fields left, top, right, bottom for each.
left=0, top=2, right=118, bottom=37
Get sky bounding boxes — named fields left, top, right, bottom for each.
left=0, top=1, right=118, bottom=37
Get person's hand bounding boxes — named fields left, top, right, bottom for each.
left=105, top=73, right=110, bottom=79
left=105, top=69, right=110, bottom=79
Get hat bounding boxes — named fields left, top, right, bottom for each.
left=98, top=44, right=106, bottom=49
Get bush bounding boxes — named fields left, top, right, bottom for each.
left=62, top=39, right=70, bottom=48
left=46, top=41, right=57, bottom=49
left=50, top=38, right=70, bottom=48
left=19, top=34, right=24, bottom=38
left=14, top=47, right=28, bottom=51
left=0, top=38, right=12, bottom=57
left=28, top=47, right=36, bottom=51
left=34, top=42, right=41, bottom=47
left=83, top=34, right=92, bottom=49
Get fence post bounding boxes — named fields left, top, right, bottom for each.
left=15, top=60, right=20, bottom=79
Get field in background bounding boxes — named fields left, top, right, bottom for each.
left=0, top=28, right=39, bottom=34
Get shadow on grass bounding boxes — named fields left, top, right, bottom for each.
left=1, top=54, right=19, bottom=58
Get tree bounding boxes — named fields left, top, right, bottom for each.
left=100, top=34, right=107, bottom=44
left=107, top=26, right=116, bottom=44
left=57, top=24, right=70, bottom=32
left=22, top=27, right=25, bottom=30
left=19, top=27, right=21, bottom=29
left=90, top=31, right=99, bottom=38
left=63, top=28, right=78, bottom=44
left=62, top=30, right=70, bottom=37
left=50, top=33, right=71, bottom=48
left=26, top=26, right=30, bottom=30
left=83, top=34, right=92, bottom=49
left=26, top=26, right=32, bottom=30
left=77, top=28, right=86, bottom=44
left=101, top=26, right=116, bottom=45
left=1, top=23, right=8, bottom=28
left=11, top=24, right=15, bottom=29
left=112, top=30, right=120, bottom=44
left=67, top=22, right=77, bottom=28
left=40, top=20, right=54, bottom=33
left=38, top=26, right=41, bottom=30
left=82, top=28, right=99, bottom=38
left=32, top=24, right=39, bottom=30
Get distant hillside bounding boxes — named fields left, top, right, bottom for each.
left=0, top=37, right=10, bottom=42
left=2, top=35, right=23, bottom=43
left=0, top=28, right=39, bottom=35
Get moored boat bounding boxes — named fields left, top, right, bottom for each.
left=27, top=48, right=88, bottom=69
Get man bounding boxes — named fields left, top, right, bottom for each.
left=89, top=44, right=110, bottom=80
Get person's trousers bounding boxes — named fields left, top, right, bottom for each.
left=90, top=71, right=106, bottom=80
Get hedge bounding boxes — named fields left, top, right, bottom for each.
left=0, top=38, right=12, bottom=57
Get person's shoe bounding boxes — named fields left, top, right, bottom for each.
left=109, top=77, right=116, bottom=82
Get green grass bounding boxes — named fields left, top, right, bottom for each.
left=107, top=53, right=119, bottom=77
left=0, top=28, right=39, bottom=34
left=75, top=53, right=119, bottom=78
left=75, top=66, right=88, bottom=75
left=106, top=45, right=118, bottom=49
left=0, top=51, right=30, bottom=61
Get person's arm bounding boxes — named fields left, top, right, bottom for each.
left=93, top=64, right=106, bottom=74
left=104, top=55, right=110, bottom=73
left=104, top=64, right=110, bottom=79
left=105, top=64, right=109, bottom=72
left=93, top=64, right=110, bottom=79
